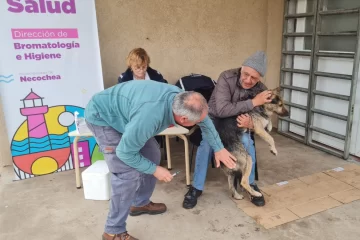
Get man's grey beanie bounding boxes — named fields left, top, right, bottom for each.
left=242, top=51, right=267, bottom=77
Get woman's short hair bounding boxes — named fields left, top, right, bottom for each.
left=126, top=48, right=150, bottom=68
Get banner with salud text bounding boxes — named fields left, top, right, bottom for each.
left=0, top=0, right=104, bottom=180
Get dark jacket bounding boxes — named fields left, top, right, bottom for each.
left=208, top=67, right=267, bottom=118
left=117, top=67, right=166, bottom=84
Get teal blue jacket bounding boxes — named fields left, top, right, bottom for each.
left=85, top=80, right=224, bottom=174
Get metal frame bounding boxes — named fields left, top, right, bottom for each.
left=278, top=0, right=316, bottom=144
left=344, top=9, right=360, bottom=159
left=278, top=0, right=360, bottom=159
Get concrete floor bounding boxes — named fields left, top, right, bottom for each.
left=1, top=132, right=360, bottom=240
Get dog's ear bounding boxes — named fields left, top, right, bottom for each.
left=271, top=87, right=282, bottom=94
left=270, top=96, right=280, bottom=104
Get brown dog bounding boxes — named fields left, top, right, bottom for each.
left=213, top=87, right=289, bottom=200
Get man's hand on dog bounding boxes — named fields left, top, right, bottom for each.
left=237, top=114, right=254, bottom=129
left=252, top=90, right=272, bottom=107
left=214, top=149, right=237, bottom=169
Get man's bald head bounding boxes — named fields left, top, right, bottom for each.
left=172, top=91, right=208, bottom=125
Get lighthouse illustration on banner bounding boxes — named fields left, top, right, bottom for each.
left=11, top=89, right=104, bottom=180
left=20, top=89, right=52, bottom=152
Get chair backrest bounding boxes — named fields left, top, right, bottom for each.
left=175, top=73, right=216, bottom=102
left=189, top=127, right=202, bottom=146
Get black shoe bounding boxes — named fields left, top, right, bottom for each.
left=249, top=184, right=265, bottom=207
left=182, top=185, right=202, bottom=209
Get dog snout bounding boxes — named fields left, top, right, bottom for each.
left=279, top=107, right=289, bottom=117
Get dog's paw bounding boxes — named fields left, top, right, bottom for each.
left=267, top=125, right=272, bottom=132
left=270, top=148, right=278, bottom=156
left=232, top=192, right=244, bottom=200
left=252, top=191, right=262, bottom=197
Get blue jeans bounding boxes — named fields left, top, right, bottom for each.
left=193, top=133, right=256, bottom=191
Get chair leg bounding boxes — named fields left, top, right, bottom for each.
left=211, top=156, right=215, bottom=168
left=255, top=156, right=259, bottom=181
left=190, top=144, right=195, bottom=171
left=163, top=136, right=167, bottom=161
left=252, top=134, right=259, bottom=181
left=159, top=137, right=163, bottom=148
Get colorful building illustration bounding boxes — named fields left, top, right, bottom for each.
left=11, top=89, right=104, bottom=180
left=70, top=141, right=91, bottom=168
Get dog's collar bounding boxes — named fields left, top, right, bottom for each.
left=253, top=106, right=269, bottom=119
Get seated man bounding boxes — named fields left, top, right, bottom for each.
left=183, top=51, right=272, bottom=209
left=118, top=48, right=166, bottom=83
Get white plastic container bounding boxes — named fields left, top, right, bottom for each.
left=81, top=160, right=111, bottom=200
